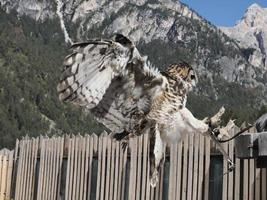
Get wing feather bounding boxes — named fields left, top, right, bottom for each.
left=58, top=34, right=166, bottom=133
left=57, top=38, right=133, bottom=108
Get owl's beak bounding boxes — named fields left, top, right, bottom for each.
left=191, top=79, right=197, bottom=87
left=193, top=74, right=198, bottom=86
left=190, top=78, right=198, bottom=87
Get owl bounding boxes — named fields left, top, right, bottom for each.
left=57, top=34, right=216, bottom=187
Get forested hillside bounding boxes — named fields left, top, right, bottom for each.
left=0, top=10, right=103, bottom=148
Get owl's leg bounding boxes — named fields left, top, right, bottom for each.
left=149, top=124, right=165, bottom=187
left=120, top=126, right=147, bottom=151
left=179, top=107, right=209, bottom=134
left=112, top=130, right=129, bottom=141
left=112, top=131, right=130, bottom=151
left=113, top=131, right=140, bottom=151
left=114, top=118, right=149, bottom=151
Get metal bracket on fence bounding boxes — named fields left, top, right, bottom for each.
left=235, top=132, right=267, bottom=168
left=209, top=130, right=235, bottom=174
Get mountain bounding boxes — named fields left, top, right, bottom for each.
left=0, top=0, right=266, bottom=148
left=220, top=3, right=267, bottom=70
left=0, top=0, right=259, bottom=82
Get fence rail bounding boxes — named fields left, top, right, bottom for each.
left=0, top=127, right=267, bottom=200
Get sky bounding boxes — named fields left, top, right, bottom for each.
left=180, top=0, right=267, bottom=27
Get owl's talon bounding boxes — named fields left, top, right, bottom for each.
left=212, top=128, right=220, bottom=137
left=112, top=131, right=129, bottom=141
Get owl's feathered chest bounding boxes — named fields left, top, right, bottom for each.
left=147, top=79, right=188, bottom=122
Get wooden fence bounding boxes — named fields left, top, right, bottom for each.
left=1, top=127, right=267, bottom=200
left=0, top=149, right=14, bottom=200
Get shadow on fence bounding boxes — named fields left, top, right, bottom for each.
left=0, top=126, right=266, bottom=200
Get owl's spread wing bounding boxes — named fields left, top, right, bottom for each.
left=57, top=34, right=166, bottom=133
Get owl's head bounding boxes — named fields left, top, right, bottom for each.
left=162, top=62, right=197, bottom=89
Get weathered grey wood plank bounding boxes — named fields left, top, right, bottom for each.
left=65, top=136, right=71, bottom=200
left=0, top=155, right=3, bottom=200
left=36, top=137, right=44, bottom=200
left=128, top=138, right=134, bottom=200
left=159, top=159, right=164, bottom=200
left=109, top=140, right=116, bottom=200
left=234, top=157, right=241, bottom=200
left=204, top=137, right=210, bottom=200
left=22, top=138, right=30, bottom=200
left=192, top=134, right=199, bottom=200
left=243, top=159, right=249, bottom=200
left=75, top=136, right=81, bottom=200
left=96, top=134, right=102, bottom=200
left=187, top=135, right=194, bottom=200
left=121, top=144, right=128, bottom=200
left=68, top=137, right=75, bottom=200
left=24, top=139, right=32, bottom=200
left=44, top=138, right=51, bottom=200
left=29, top=138, right=38, bottom=200
left=175, top=141, right=183, bottom=200
left=136, top=136, right=143, bottom=200
left=262, top=168, right=267, bottom=200
left=17, top=140, right=24, bottom=200
left=168, top=144, right=175, bottom=200
left=50, top=138, right=58, bottom=200
left=141, top=134, right=148, bottom=200
left=233, top=126, right=241, bottom=200
left=113, top=141, right=119, bottom=200
left=105, top=137, right=112, bottom=200
left=82, top=135, right=89, bottom=200
left=255, top=168, right=260, bottom=200
left=49, top=138, right=55, bottom=199
left=249, top=159, right=255, bottom=200
left=0, top=155, right=7, bottom=200
left=72, top=136, right=79, bottom=200
left=6, top=150, right=14, bottom=200
left=228, top=139, right=234, bottom=200
left=41, top=138, right=48, bottom=200
left=181, top=135, right=189, bottom=200
left=100, top=134, right=107, bottom=200
left=172, top=143, right=178, bottom=200
left=222, top=142, right=228, bottom=200
left=86, top=134, right=94, bottom=200
left=57, top=137, right=64, bottom=200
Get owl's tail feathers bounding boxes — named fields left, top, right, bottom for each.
left=57, top=40, right=118, bottom=109
left=149, top=125, right=165, bottom=188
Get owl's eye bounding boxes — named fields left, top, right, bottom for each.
left=190, top=74, right=196, bottom=80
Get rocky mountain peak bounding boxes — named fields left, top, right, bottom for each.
left=246, top=3, right=264, bottom=13
left=0, top=0, right=55, bottom=21
left=241, top=3, right=267, bottom=28
left=220, top=4, right=267, bottom=69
